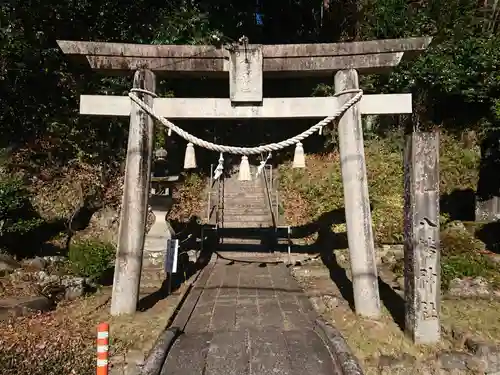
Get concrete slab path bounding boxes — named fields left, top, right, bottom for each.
left=161, top=256, right=358, bottom=375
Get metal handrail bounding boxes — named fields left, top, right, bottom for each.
left=264, top=164, right=281, bottom=222
left=262, top=165, right=292, bottom=259
left=275, top=190, right=279, bottom=220
left=206, top=164, right=214, bottom=222
left=261, top=165, right=277, bottom=229
left=216, top=174, right=224, bottom=230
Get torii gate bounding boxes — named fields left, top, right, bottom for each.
left=58, top=37, right=431, bottom=318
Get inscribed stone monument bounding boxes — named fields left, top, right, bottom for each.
left=403, top=132, right=440, bottom=344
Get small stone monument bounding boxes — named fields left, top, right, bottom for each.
left=476, top=131, right=500, bottom=222
left=141, top=148, right=177, bottom=288
left=403, top=132, right=440, bottom=344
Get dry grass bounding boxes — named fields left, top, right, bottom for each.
left=292, top=259, right=500, bottom=374
left=441, top=299, right=500, bottom=344
left=0, top=145, right=207, bottom=374
left=293, top=264, right=447, bottom=365
left=326, top=304, right=449, bottom=362
left=107, top=279, right=192, bottom=360
left=0, top=274, right=193, bottom=375
left=0, top=293, right=109, bottom=375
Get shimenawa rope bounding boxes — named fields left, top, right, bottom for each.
left=127, top=88, right=363, bottom=156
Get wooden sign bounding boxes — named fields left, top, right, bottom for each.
left=164, top=239, right=179, bottom=274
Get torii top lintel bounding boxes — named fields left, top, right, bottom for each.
left=56, top=37, right=432, bottom=77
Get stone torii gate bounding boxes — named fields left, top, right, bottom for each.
left=58, top=37, right=431, bottom=320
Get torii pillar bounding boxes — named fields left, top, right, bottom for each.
left=114, top=69, right=156, bottom=315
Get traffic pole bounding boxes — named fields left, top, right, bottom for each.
left=96, top=322, right=109, bottom=375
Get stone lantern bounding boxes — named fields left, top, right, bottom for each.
left=142, top=147, right=179, bottom=287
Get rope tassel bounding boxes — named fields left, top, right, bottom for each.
left=292, top=142, right=305, bottom=168
left=183, top=142, right=197, bottom=169
left=238, top=156, right=252, bottom=181
left=213, top=153, right=224, bottom=180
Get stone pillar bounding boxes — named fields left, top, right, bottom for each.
left=335, top=69, right=381, bottom=319
left=111, top=69, right=156, bottom=316
left=404, top=132, right=440, bottom=344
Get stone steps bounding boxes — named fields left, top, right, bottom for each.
left=208, top=187, right=266, bottom=194
left=224, top=201, right=269, bottom=206
left=223, top=182, right=265, bottom=189
left=216, top=242, right=293, bottom=253
left=217, top=227, right=274, bottom=237
left=217, top=243, right=273, bottom=252
left=223, top=207, right=275, bottom=214
left=208, top=207, right=276, bottom=221
left=222, top=223, right=272, bottom=229
left=206, top=170, right=281, bottom=241
left=209, top=205, right=271, bottom=212
left=221, top=238, right=262, bottom=245
left=210, top=192, right=268, bottom=198
left=223, top=206, right=270, bottom=212
left=222, top=191, right=266, bottom=197
left=223, top=195, right=268, bottom=202
left=223, top=213, right=272, bottom=221
left=221, top=211, right=270, bottom=218
left=224, top=202, right=270, bottom=209
left=224, top=194, right=270, bottom=199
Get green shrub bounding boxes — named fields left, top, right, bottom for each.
left=391, top=229, right=500, bottom=290
left=441, top=253, right=500, bottom=290
left=440, top=227, right=484, bottom=256
left=440, top=135, right=480, bottom=196
left=67, top=240, right=115, bottom=280
left=0, top=177, right=44, bottom=233
left=439, top=226, right=499, bottom=289
left=0, top=177, right=29, bottom=217
left=418, top=227, right=500, bottom=289
left=0, top=176, right=46, bottom=255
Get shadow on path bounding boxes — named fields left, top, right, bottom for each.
left=378, top=277, right=405, bottom=330
left=312, top=209, right=406, bottom=331
left=136, top=216, right=213, bottom=312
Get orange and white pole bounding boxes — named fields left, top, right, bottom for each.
left=96, top=322, right=109, bottom=375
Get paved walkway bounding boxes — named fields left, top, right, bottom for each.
left=162, top=256, right=346, bottom=375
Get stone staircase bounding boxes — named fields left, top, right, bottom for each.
left=207, top=165, right=280, bottom=252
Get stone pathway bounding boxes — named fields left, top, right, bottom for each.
left=161, top=256, right=350, bottom=375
